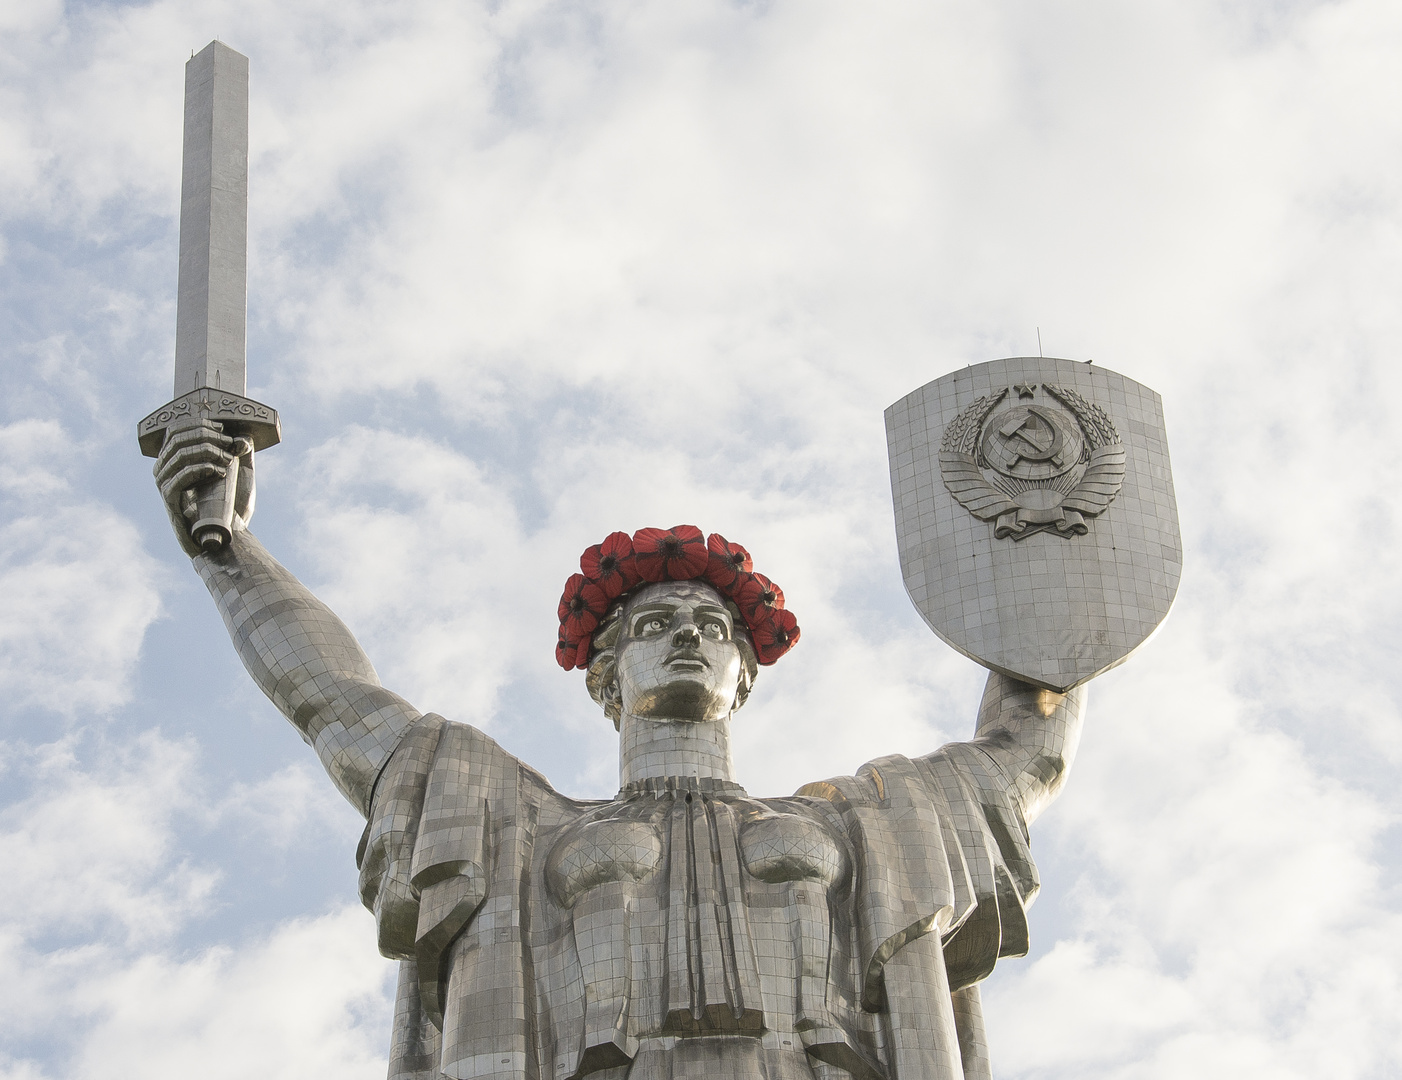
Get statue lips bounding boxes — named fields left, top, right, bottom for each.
left=664, top=647, right=710, bottom=673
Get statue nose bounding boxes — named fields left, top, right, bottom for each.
left=673, top=624, right=701, bottom=648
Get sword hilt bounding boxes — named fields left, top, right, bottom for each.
left=138, top=388, right=281, bottom=553
left=190, top=434, right=254, bottom=552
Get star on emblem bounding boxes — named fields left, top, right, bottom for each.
left=1013, top=383, right=1038, bottom=400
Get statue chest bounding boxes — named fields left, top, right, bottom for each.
left=545, top=790, right=849, bottom=907
left=535, top=784, right=873, bottom=1078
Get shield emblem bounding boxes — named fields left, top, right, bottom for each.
left=885, top=357, right=1181, bottom=692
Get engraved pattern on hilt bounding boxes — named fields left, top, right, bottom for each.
left=214, top=396, right=274, bottom=421
left=137, top=389, right=281, bottom=458
left=143, top=399, right=192, bottom=431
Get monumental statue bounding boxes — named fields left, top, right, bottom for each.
left=140, top=43, right=1181, bottom=1080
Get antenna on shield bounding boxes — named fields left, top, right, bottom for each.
left=1037, top=327, right=1043, bottom=357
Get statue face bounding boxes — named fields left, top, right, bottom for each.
left=615, top=580, right=744, bottom=723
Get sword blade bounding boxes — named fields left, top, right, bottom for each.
left=174, top=40, right=248, bottom=398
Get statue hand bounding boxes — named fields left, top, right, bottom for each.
left=153, top=418, right=256, bottom=558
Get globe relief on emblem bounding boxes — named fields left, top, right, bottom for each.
left=939, top=383, right=1126, bottom=540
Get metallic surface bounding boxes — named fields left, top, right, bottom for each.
left=614, top=581, right=747, bottom=788
left=885, top=357, right=1181, bottom=692
left=138, top=41, right=278, bottom=554
left=137, top=389, right=280, bottom=458
left=190, top=433, right=250, bottom=550
left=175, top=40, right=248, bottom=399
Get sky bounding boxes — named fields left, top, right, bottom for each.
left=1, top=0, right=1400, bottom=1077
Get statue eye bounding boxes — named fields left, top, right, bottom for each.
left=639, top=617, right=667, bottom=635
left=701, top=621, right=726, bottom=639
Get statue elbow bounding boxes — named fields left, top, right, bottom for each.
left=1035, top=750, right=1071, bottom=787
left=1018, top=751, right=1073, bottom=823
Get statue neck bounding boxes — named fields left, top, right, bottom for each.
left=618, top=713, right=734, bottom=788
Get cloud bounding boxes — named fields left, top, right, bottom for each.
left=70, top=907, right=392, bottom=1080
left=0, top=726, right=388, bottom=1078
left=983, top=620, right=1402, bottom=1078
left=0, top=421, right=164, bottom=720
left=0, top=0, right=1398, bottom=1077
left=215, top=759, right=356, bottom=851
left=0, top=733, right=214, bottom=946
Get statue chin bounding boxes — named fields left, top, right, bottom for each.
left=622, top=675, right=731, bottom=724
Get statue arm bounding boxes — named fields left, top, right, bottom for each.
left=193, top=525, right=421, bottom=815
left=956, top=671, right=1086, bottom=826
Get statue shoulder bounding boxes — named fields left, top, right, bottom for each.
left=794, top=753, right=925, bottom=809
left=365, top=714, right=573, bottom=826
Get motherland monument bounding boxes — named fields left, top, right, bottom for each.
left=141, top=42, right=1181, bottom=1080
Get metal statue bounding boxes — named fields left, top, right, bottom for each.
left=143, top=42, right=1180, bottom=1080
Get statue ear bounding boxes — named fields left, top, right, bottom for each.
left=586, top=645, right=623, bottom=728
left=731, top=632, right=758, bottom=713
left=602, top=678, right=623, bottom=730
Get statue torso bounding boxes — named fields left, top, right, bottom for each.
left=369, top=716, right=1031, bottom=1080
left=536, top=776, right=874, bottom=1078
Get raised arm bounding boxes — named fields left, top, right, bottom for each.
left=155, top=420, right=419, bottom=814
left=963, top=671, right=1086, bottom=826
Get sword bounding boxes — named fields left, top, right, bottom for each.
left=137, top=40, right=279, bottom=552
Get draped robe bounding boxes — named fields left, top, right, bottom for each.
left=358, top=715, right=1040, bottom=1080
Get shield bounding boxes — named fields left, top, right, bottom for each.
left=885, top=357, right=1181, bottom=692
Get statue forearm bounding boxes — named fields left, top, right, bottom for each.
left=966, top=671, right=1086, bottom=826
left=193, top=527, right=420, bottom=814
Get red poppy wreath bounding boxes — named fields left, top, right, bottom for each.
left=556, top=527, right=800, bottom=670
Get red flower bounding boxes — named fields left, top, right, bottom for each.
left=556, top=627, right=591, bottom=670
left=703, top=533, right=753, bottom=591
left=732, top=571, right=785, bottom=624
left=751, top=608, right=800, bottom=665
left=633, top=525, right=708, bottom=583
left=580, top=531, right=640, bottom=600
left=558, top=573, right=607, bottom=638
left=555, top=525, right=800, bottom=671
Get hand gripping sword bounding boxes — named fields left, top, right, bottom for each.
left=137, top=41, right=279, bottom=552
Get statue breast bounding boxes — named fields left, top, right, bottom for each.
left=739, top=811, right=849, bottom=888
left=546, top=817, right=665, bottom=909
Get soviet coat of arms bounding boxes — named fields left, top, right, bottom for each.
left=940, top=383, right=1126, bottom=541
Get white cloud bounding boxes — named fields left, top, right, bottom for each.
left=983, top=620, right=1402, bottom=1077
left=71, top=907, right=392, bottom=1080
left=0, top=733, right=214, bottom=945
left=0, top=422, right=164, bottom=719
left=215, top=760, right=356, bottom=851
left=0, top=728, right=387, bottom=1078
left=0, top=0, right=1398, bottom=1076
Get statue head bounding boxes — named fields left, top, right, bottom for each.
left=556, top=526, right=799, bottom=729
left=586, top=580, right=759, bottom=727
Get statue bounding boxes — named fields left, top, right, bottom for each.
left=142, top=41, right=1181, bottom=1080
left=151, top=436, right=1083, bottom=1080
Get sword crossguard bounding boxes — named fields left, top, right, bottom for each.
left=137, top=388, right=281, bottom=458
left=138, top=388, right=280, bottom=554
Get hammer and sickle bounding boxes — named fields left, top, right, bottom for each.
left=997, top=406, right=1066, bottom=467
